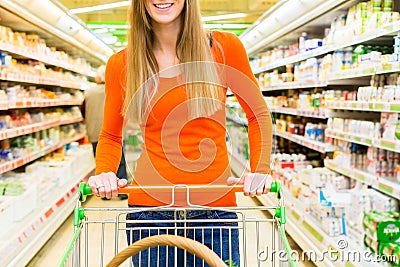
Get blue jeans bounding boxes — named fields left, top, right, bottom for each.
left=126, top=209, right=240, bottom=267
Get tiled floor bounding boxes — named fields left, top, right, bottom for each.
left=27, top=194, right=315, bottom=267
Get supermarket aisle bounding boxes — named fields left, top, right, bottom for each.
left=28, top=193, right=314, bottom=267
left=27, top=196, right=131, bottom=267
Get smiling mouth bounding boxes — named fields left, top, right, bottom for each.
left=154, top=3, right=174, bottom=9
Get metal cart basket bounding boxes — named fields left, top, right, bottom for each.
left=59, top=182, right=295, bottom=267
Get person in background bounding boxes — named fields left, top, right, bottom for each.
left=84, top=65, right=128, bottom=200
left=88, top=0, right=273, bottom=265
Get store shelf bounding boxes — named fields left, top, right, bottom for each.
left=0, top=117, right=83, bottom=141
left=229, top=150, right=250, bottom=177
left=0, top=167, right=94, bottom=267
left=261, top=81, right=328, bottom=91
left=0, top=72, right=91, bottom=90
left=326, top=129, right=400, bottom=156
left=270, top=107, right=331, bottom=119
left=325, top=159, right=400, bottom=200
left=326, top=100, right=400, bottom=113
left=0, top=42, right=95, bottom=78
left=376, top=62, right=400, bottom=75
left=328, top=67, right=377, bottom=81
left=0, top=131, right=86, bottom=175
left=253, top=21, right=400, bottom=74
left=325, top=129, right=373, bottom=147
left=275, top=130, right=335, bottom=153
left=0, top=99, right=84, bottom=110
left=258, top=187, right=383, bottom=267
left=226, top=116, right=248, bottom=127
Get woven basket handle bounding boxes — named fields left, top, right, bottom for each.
left=106, top=234, right=227, bottom=267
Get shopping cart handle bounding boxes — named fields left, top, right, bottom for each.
left=78, top=181, right=282, bottom=202
left=270, top=181, right=281, bottom=199
left=79, top=183, right=92, bottom=202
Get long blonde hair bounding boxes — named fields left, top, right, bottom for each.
left=124, top=0, right=223, bottom=122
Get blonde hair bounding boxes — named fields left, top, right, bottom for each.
left=123, top=0, right=223, bottom=122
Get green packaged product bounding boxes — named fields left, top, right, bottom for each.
left=381, top=243, right=394, bottom=257
left=383, top=0, right=393, bottom=9
left=361, top=2, right=368, bottom=10
left=393, top=245, right=400, bottom=266
left=371, top=0, right=381, bottom=8
left=363, top=211, right=400, bottom=243
left=364, top=235, right=380, bottom=254
left=4, top=182, right=24, bottom=196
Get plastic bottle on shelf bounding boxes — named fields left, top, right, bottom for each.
left=298, top=32, right=308, bottom=53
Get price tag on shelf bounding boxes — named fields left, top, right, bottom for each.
left=395, top=141, right=400, bottom=151
left=372, top=138, right=379, bottom=146
left=371, top=176, right=380, bottom=188
left=384, top=102, right=391, bottom=112
left=360, top=137, right=366, bottom=143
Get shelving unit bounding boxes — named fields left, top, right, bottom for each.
left=0, top=116, right=82, bottom=140
left=0, top=131, right=86, bottom=174
left=243, top=1, right=400, bottom=266
left=325, top=160, right=400, bottom=200
left=226, top=115, right=248, bottom=127
left=0, top=39, right=96, bottom=78
left=327, top=100, right=400, bottom=113
left=0, top=166, right=94, bottom=267
left=253, top=21, right=400, bottom=74
left=0, top=73, right=91, bottom=90
left=275, top=130, right=335, bottom=154
left=0, top=3, right=106, bottom=265
left=270, top=107, right=331, bottom=119
left=258, top=188, right=384, bottom=267
left=326, top=128, right=400, bottom=154
left=261, top=81, right=328, bottom=92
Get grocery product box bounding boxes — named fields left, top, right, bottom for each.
left=363, top=211, right=400, bottom=243
left=65, top=144, right=95, bottom=177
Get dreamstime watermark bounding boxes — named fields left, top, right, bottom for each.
left=257, top=240, right=398, bottom=264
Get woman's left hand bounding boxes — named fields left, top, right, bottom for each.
left=227, top=173, right=273, bottom=197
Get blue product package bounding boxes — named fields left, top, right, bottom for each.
left=0, top=52, right=5, bottom=66
left=315, top=126, right=324, bottom=142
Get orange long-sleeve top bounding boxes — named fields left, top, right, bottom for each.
left=96, top=31, right=272, bottom=206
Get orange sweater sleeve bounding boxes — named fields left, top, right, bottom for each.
left=223, top=32, right=273, bottom=174
left=95, top=51, right=126, bottom=175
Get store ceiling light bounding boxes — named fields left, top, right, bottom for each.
left=202, top=13, right=247, bottom=22
left=70, top=1, right=130, bottom=14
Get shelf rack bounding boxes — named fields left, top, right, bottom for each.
left=253, top=21, right=400, bottom=74
left=0, top=166, right=94, bottom=266
left=275, top=130, right=335, bottom=153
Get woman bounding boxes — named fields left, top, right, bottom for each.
left=88, top=0, right=273, bottom=265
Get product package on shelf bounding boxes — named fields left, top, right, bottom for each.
left=0, top=172, right=38, bottom=229
left=25, top=143, right=94, bottom=202
left=363, top=210, right=400, bottom=265
left=64, top=143, right=95, bottom=179
left=345, top=187, right=399, bottom=245
left=0, top=25, right=94, bottom=75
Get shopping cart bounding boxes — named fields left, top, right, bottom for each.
left=59, top=181, right=295, bottom=267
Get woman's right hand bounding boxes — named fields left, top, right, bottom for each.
left=87, top=172, right=128, bottom=199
